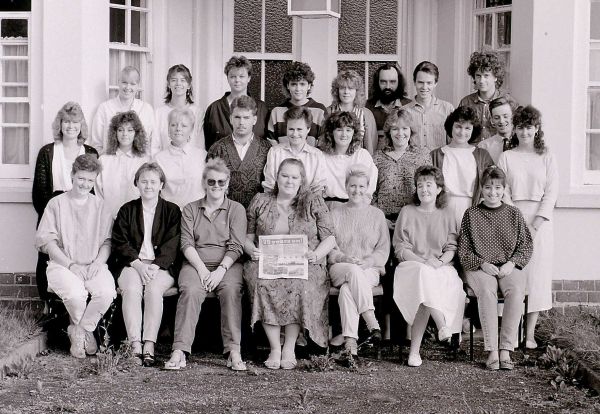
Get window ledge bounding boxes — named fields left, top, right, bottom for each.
left=557, top=188, right=600, bottom=208
left=0, top=180, right=32, bottom=203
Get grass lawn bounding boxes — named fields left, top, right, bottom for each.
left=0, top=305, right=42, bottom=359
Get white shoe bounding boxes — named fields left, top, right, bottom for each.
left=67, top=324, right=85, bottom=359
left=438, top=326, right=452, bottom=342
left=84, top=330, right=98, bottom=355
left=408, top=354, right=422, bottom=367
left=330, top=334, right=344, bottom=347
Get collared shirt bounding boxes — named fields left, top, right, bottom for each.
left=404, top=96, right=454, bottom=150
left=262, top=142, right=327, bottom=191
left=139, top=199, right=157, bottom=260
left=154, top=143, right=207, bottom=209
left=458, top=91, right=517, bottom=144
left=95, top=149, right=149, bottom=220
left=180, top=197, right=246, bottom=266
left=232, top=134, right=254, bottom=160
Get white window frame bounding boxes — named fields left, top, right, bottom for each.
left=224, top=0, right=296, bottom=102
left=108, top=0, right=152, bottom=99
left=0, top=12, right=30, bottom=180
left=583, top=0, right=600, bottom=185
left=336, top=0, right=407, bottom=97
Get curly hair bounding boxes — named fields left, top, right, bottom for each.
left=330, top=70, right=366, bottom=108
left=512, top=105, right=547, bottom=155
left=164, top=64, right=194, bottom=104
left=444, top=106, right=482, bottom=143
left=411, top=165, right=447, bottom=209
left=370, top=63, right=408, bottom=101
left=224, top=55, right=253, bottom=77
left=134, top=162, right=167, bottom=187
left=51, top=101, right=89, bottom=144
left=282, top=61, right=315, bottom=98
left=319, top=111, right=361, bottom=155
left=480, top=165, right=506, bottom=188
left=71, top=153, right=101, bottom=175
left=467, top=51, right=506, bottom=89
left=412, top=61, right=439, bottom=83
left=273, top=158, right=313, bottom=220
left=381, top=108, right=416, bottom=152
left=105, top=111, right=147, bottom=156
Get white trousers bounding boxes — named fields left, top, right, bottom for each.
left=118, top=266, right=175, bottom=343
left=47, top=261, right=116, bottom=332
left=329, top=263, right=380, bottom=339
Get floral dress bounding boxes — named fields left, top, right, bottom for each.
left=243, top=192, right=334, bottom=348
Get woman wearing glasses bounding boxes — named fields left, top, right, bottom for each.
left=165, top=158, right=247, bottom=371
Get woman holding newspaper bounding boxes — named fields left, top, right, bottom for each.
left=243, top=158, right=336, bottom=370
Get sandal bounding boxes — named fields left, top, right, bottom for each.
left=485, top=359, right=500, bottom=371
left=227, top=352, right=247, bottom=371
left=163, top=350, right=186, bottom=370
left=500, top=359, right=515, bottom=370
left=280, top=358, right=297, bottom=370
left=142, top=353, right=156, bottom=367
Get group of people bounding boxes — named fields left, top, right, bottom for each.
left=32, top=50, right=558, bottom=373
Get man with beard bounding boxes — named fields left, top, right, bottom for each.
left=366, top=63, right=412, bottom=149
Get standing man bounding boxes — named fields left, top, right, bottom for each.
left=366, top=63, right=412, bottom=149
left=207, top=96, right=271, bottom=208
left=478, top=96, right=517, bottom=163
left=203, top=56, right=269, bottom=150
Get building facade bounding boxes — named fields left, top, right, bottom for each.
left=0, top=0, right=599, bottom=308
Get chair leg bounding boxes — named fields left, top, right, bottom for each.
left=521, top=296, right=529, bottom=349
left=469, top=317, right=474, bottom=362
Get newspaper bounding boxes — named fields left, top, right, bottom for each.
left=258, top=235, right=308, bottom=280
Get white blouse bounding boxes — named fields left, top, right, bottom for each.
left=441, top=145, right=477, bottom=198
left=51, top=142, right=85, bottom=192
left=322, top=148, right=378, bottom=199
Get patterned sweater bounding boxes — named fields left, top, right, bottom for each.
left=458, top=202, right=533, bottom=271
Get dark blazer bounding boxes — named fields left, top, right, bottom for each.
left=32, top=142, right=98, bottom=222
left=109, top=196, right=182, bottom=280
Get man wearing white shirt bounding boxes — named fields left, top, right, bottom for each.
left=478, top=96, right=516, bottom=163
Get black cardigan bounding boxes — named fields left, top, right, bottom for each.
left=32, top=142, right=98, bottom=221
left=109, top=197, right=182, bottom=280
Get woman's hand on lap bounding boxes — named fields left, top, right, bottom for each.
left=497, top=261, right=515, bottom=279
left=481, top=262, right=499, bottom=276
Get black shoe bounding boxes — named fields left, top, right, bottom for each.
left=368, top=329, right=382, bottom=346
left=142, top=353, right=155, bottom=367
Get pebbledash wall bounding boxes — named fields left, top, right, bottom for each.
left=0, top=0, right=599, bottom=312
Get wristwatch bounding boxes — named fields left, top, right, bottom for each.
left=218, top=264, right=228, bottom=271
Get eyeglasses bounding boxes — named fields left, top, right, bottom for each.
left=207, top=178, right=228, bottom=187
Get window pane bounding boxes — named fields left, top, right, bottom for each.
left=497, top=12, right=511, bottom=48
left=248, top=59, right=262, bottom=102
left=265, top=0, right=292, bottom=53
left=2, top=58, right=28, bottom=83
left=131, top=10, right=147, bottom=46
left=110, top=0, right=126, bottom=5
left=587, top=133, right=600, bottom=170
left=475, top=0, right=511, bottom=8
left=475, top=14, right=493, bottom=49
left=2, top=103, right=29, bottom=123
left=2, top=126, right=28, bottom=164
left=265, top=60, right=291, bottom=110
left=0, top=0, right=31, bottom=12
left=234, top=0, right=262, bottom=53
left=590, top=49, right=600, bottom=82
left=338, top=0, right=366, bottom=54
left=1, top=19, right=27, bottom=38
left=587, top=87, right=600, bottom=130
left=131, top=0, right=147, bottom=7
left=3, top=44, right=27, bottom=56
left=591, top=1, right=600, bottom=40
left=369, top=0, right=397, bottom=54
left=110, top=7, right=126, bottom=43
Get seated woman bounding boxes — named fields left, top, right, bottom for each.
left=165, top=158, right=247, bottom=371
left=244, top=159, right=336, bottom=369
left=35, top=154, right=116, bottom=359
left=110, top=162, right=181, bottom=367
left=319, top=111, right=378, bottom=210
left=95, top=111, right=149, bottom=220
left=392, top=166, right=465, bottom=367
left=459, top=166, right=533, bottom=370
left=154, top=108, right=207, bottom=209
left=328, top=166, right=389, bottom=356
left=325, top=70, right=377, bottom=153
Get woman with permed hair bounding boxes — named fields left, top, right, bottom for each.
left=325, top=70, right=378, bottom=154
left=497, top=105, right=559, bottom=349
left=95, top=111, right=150, bottom=220
left=431, top=106, right=494, bottom=225
left=458, top=51, right=518, bottom=143
left=153, top=64, right=205, bottom=154
left=32, top=101, right=99, bottom=299
left=267, top=61, right=327, bottom=146
left=392, top=165, right=465, bottom=367
left=319, top=111, right=378, bottom=210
